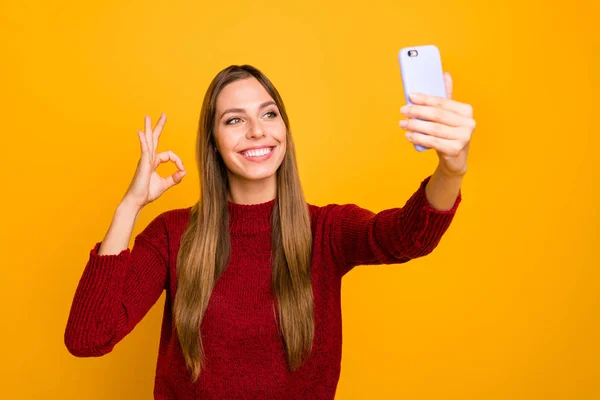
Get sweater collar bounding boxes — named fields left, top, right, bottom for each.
left=227, top=198, right=276, bottom=235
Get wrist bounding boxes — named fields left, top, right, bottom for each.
left=117, top=197, right=143, bottom=217
left=437, top=163, right=467, bottom=179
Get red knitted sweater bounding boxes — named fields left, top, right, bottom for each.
left=64, top=175, right=461, bottom=399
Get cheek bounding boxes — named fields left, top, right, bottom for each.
left=276, top=137, right=287, bottom=166
left=276, top=122, right=287, bottom=145
left=214, top=130, right=239, bottom=156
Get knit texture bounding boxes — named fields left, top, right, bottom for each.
left=64, top=175, right=461, bottom=399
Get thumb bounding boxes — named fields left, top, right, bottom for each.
left=164, top=170, right=187, bottom=189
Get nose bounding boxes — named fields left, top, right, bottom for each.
left=246, top=119, right=266, bottom=139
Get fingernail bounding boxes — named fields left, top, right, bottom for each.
left=409, top=92, right=421, bottom=100
left=399, top=120, right=408, bottom=128
left=405, top=132, right=412, bottom=140
left=400, top=105, right=409, bottom=114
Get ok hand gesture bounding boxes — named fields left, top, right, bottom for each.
left=122, top=113, right=187, bottom=210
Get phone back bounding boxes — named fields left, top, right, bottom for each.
left=398, top=44, right=447, bottom=151
left=398, top=44, right=446, bottom=103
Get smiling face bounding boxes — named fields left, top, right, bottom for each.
left=213, top=77, right=287, bottom=190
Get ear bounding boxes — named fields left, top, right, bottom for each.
left=443, top=72, right=453, bottom=100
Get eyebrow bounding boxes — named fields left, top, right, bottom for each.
left=219, top=100, right=277, bottom=120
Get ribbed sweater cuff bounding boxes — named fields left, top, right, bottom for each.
left=65, top=242, right=132, bottom=355
left=404, top=175, right=461, bottom=248
left=85, top=241, right=131, bottom=285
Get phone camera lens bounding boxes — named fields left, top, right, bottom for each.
left=408, top=50, right=418, bottom=57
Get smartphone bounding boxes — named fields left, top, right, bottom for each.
left=398, top=44, right=447, bottom=152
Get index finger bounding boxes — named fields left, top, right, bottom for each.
left=409, top=92, right=473, bottom=118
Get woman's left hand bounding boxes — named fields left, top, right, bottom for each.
left=399, top=72, right=475, bottom=177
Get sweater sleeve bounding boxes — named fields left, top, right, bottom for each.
left=64, top=212, right=169, bottom=357
left=331, top=175, right=462, bottom=276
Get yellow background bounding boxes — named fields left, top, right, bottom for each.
left=1, top=0, right=598, bottom=398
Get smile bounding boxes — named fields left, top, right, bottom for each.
left=239, top=146, right=275, bottom=162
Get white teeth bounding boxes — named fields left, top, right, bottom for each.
left=243, top=147, right=272, bottom=157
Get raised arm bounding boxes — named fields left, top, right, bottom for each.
left=330, top=72, right=475, bottom=276
left=65, top=112, right=186, bottom=356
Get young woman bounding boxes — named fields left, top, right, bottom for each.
left=65, top=64, right=475, bottom=399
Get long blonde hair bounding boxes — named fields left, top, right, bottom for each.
left=174, top=65, right=314, bottom=382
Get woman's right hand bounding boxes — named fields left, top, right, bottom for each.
left=122, top=113, right=186, bottom=211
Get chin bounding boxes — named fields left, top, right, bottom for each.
left=240, top=168, right=279, bottom=182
